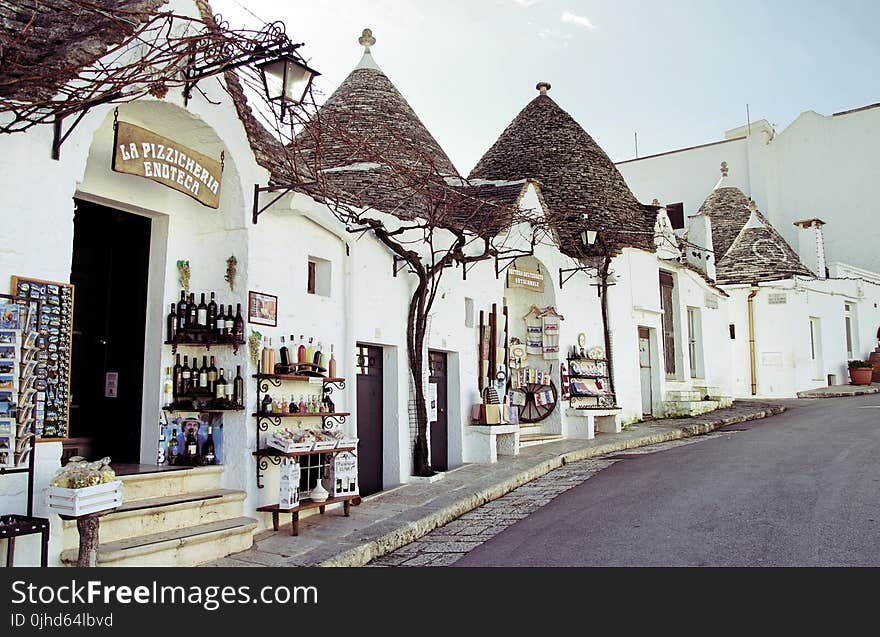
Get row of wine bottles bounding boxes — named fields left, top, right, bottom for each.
left=261, top=335, right=337, bottom=376
left=167, top=355, right=245, bottom=404
left=167, top=425, right=216, bottom=466
left=167, top=290, right=245, bottom=343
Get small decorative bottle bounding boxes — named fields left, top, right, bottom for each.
left=289, top=394, right=298, bottom=413
left=298, top=395, right=307, bottom=413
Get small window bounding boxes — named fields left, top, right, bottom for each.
left=729, top=324, right=736, bottom=340
left=465, top=297, right=475, bottom=328
left=666, top=203, right=685, bottom=230
left=307, top=261, right=317, bottom=295
left=307, top=256, right=331, bottom=297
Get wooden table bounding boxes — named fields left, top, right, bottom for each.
left=258, top=495, right=361, bottom=536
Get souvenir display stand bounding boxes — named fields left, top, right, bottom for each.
left=564, top=339, right=621, bottom=437
left=252, top=373, right=360, bottom=535
left=0, top=293, right=49, bottom=567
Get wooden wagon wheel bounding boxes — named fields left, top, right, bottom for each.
left=517, top=379, right=558, bottom=424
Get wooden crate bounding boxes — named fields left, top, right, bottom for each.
left=46, top=480, right=123, bottom=517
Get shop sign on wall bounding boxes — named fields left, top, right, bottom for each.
left=507, top=265, right=545, bottom=293
left=112, top=121, right=223, bottom=208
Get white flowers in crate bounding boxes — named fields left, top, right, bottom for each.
left=49, top=456, right=117, bottom=489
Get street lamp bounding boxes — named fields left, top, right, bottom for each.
left=580, top=229, right=598, bottom=246
left=258, top=53, right=320, bottom=117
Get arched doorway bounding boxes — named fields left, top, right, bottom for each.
left=70, top=100, right=247, bottom=464
left=503, top=255, right=563, bottom=437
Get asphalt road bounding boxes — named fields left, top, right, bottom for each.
left=455, top=396, right=880, bottom=566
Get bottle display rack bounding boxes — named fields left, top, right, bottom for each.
left=252, top=374, right=348, bottom=490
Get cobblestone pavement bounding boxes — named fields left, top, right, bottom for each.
left=368, top=432, right=738, bottom=567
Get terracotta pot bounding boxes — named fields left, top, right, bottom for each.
left=849, top=367, right=874, bottom=386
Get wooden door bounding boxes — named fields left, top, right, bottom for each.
left=638, top=328, right=653, bottom=417
left=428, top=350, right=448, bottom=472
left=356, top=344, right=383, bottom=496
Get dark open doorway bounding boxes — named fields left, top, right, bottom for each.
left=428, top=350, right=448, bottom=472
left=356, top=344, right=383, bottom=497
left=70, top=199, right=151, bottom=463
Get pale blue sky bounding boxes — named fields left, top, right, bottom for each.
left=212, top=0, right=880, bottom=174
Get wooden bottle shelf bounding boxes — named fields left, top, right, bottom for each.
left=252, top=412, right=350, bottom=418
left=253, top=446, right=356, bottom=459
left=253, top=374, right=345, bottom=383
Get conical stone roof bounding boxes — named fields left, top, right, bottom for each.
left=697, top=168, right=812, bottom=284
left=469, top=90, right=655, bottom=253
left=294, top=32, right=463, bottom=219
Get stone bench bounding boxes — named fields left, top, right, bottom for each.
left=466, top=424, right=520, bottom=464
left=563, top=408, right=622, bottom=439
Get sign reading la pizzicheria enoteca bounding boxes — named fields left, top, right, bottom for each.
left=112, top=121, right=223, bottom=209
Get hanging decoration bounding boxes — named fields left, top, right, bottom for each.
left=225, top=255, right=238, bottom=291
left=176, top=260, right=191, bottom=294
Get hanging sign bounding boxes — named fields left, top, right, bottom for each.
left=112, top=121, right=223, bottom=209
left=507, top=267, right=545, bottom=293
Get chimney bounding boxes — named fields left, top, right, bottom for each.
left=686, top=212, right=716, bottom=281
left=793, top=218, right=827, bottom=279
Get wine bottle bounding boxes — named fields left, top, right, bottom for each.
left=226, top=305, right=234, bottom=337
left=233, top=365, right=244, bottom=407
left=177, top=291, right=188, bottom=331
left=173, top=354, right=183, bottom=398
left=188, top=293, right=197, bottom=329
left=199, top=356, right=209, bottom=392
left=167, top=304, right=177, bottom=342
left=197, top=293, right=208, bottom=328
left=329, top=344, right=337, bottom=378
left=297, top=335, right=306, bottom=364
left=181, top=356, right=192, bottom=394
left=168, top=428, right=179, bottom=464
left=202, top=425, right=216, bottom=465
left=266, top=338, right=276, bottom=374
left=208, top=356, right=218, bottom=395
left=207, top=292, right=218, bottom=332
left=233, top=303, right=245, bottom=344
left=225, top=373, right=235, bottom=401
left=163, top=366, right=174, bottom=406
left=280, top=336, right=290, bottom=367
left=215, top=368, right=228, bottom=399
left=217, top=304, right=227, bottom=336
left=306, top=337, right=314, bottom=365
left=313, top=341, right=323, bottom=366
left=184, top=427, right=198, bottom=462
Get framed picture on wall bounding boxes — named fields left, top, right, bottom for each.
left=248, top=290, right=278, bottom=327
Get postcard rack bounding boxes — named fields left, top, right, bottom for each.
left=0, top=293, right=50, bottom=566
left=567, top=356, right=617, bottom=409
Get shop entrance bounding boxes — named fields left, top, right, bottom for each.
left=638, top=327, right=653, bottom=417
left=356, top=344, right=383, bottom=496
left=70, top=199, right=151, bottom=463
left=428, top=350, right=448, bottom=472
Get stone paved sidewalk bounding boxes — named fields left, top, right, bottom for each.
left=797, top=383, right=879, bottom=399
left=204, top=400, right=785, bottom=568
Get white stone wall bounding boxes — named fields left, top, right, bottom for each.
left=617, top=106, right=880, bottom=274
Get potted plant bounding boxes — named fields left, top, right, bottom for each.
left=848, top=360, right=874, bottom=386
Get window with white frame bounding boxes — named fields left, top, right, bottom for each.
left=687, top=307, right=704, bottom=379
left=659, top=272, right=677, bottom=377
left=844, top=302, right=857, bottom=359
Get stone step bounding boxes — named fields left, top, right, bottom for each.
left=665, top=390, right=704, bottom=402
left=60, top=489, right=247, bottom=551
left=662, top=400, right=720, bottom=418
left=60, top=517, right=258, bottom=567
left=519, top=433, right=564, bottom=448
left=118, top=465, right=224, bottom=502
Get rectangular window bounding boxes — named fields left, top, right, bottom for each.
left=465, top=297, right=475, bottom=328
left=665, top=203, right=685, bottom=230
left=307, top=256, right=332, bottom=297
left=307, top=261, right=317, bottom=295
left=659, top=272, right=676, bottom=376
left=729, top=324, right=736, bottom=340
left=844, top=302, right=856, bottom=359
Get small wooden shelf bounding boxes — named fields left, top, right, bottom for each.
left=257, top=495, right=361, bottom=536
left=253, top=374, right=344, bottom=383
left=252, top=412, right=350, bottom=419
left=253, top=446, right=356, bottom=459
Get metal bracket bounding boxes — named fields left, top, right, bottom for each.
left=252, top=184, right=293, bottom=224
left=494, top=248, right=534, bottom=279
left=559, top=266, right=593, bottom=290
left=461, top=260, right=481, bottom=281
left=393, top=256, right=410, bottom=277
left=51, top=93, right=121, bottom=160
